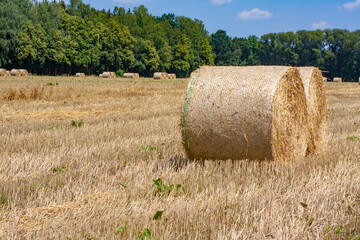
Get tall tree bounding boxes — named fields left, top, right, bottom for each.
left=210, top=30, right=235, bottom=66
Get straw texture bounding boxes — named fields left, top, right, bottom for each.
left=182, top=66, right=308, bottom=161
left=333, top=77, right=342, bottom=82
left=298, top=67, right=328, bottom=155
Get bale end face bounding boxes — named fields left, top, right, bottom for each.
left=298, top=67, right=328, bottom=155
left=271, top=68, right=308, bottom=162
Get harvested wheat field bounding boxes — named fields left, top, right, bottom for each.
left=0, top=76, right=360, bottom=239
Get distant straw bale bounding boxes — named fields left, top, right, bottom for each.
left=169, top=73, right=176, bottom=79
left=182, top=66, right=308, bottom=162
left=333, top=77, right=342, bottom=82
left=19, top=69, right=28, bottom=76
left=0, top=68, right=6, bottom=76
left=298, top=67, right=328, bottom=155
left=76, top=73, right=85, bottom=77
left=101, top=72, right=116, bottom=78
left=6, top=70, right=10, bottom=76
left=154, top=72, right=164, bottom=79
left=123, top=73, right=139, bottom=79
left=11, top=69, right=21, bottom=76
left=154, top=72, right=168, bottom=79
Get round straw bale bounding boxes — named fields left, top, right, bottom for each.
left=99, top=74, right=104, bottom=77
left=124, top=73, right=136, bottom=78
left=0, top=68, right=6, bottom=76
left=102, top=72, right=112, bottom=78
left=19, top=69, right=28, bottom=76
left=154, top=72, right=164, bottom=79
left=6, top=70, right=10, bottom=76
left=298, top=67, right=328, bottom=154
left=110, top=72, right=116, bottom=78
left=76, top=73, right=85, bottom=77
left=172, top=73, right=177, bottom=79
left=333, top=77, right=342, bottom=82
left=11, top=69, right=21, bottom=76
left=182, top=66, right=308, bottom=161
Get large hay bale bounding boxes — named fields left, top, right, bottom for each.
left=298, top=67, right=328, bottom=154
left=333, top=77, right=342, bottom=82
left=123, top=73, right=139, bottom=79
left=76, top=73, right=85, bottom=77
left=0, top=68, right=6, bottom=76
left=182, top=66, right=308, bottom=161
left=19, top=69, right=28, bottom=76
left=10, top=69, right=21, bottom=76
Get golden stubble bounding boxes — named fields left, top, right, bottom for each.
left=0, top=77, right=359, bottom=239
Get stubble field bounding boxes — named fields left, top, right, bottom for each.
left=0, top=76, right=359, bottom=239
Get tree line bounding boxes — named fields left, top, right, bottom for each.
left=0, top=0, right=359, bottom=80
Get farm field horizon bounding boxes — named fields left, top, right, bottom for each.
left=0, top=76, right=360, bottom=239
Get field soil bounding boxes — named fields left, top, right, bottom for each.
left=0, top=76, right=359, bottom=239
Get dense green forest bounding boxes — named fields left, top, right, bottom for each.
left=0, top=0, right=359, bottom=80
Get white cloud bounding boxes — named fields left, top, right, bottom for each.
left=311, top=21, right=331, bottom=29
left=211, top=0, right=233, bottom=5
left=237, top=8, right=272, bottom=20
left=342, top=0, right=360, bottom=10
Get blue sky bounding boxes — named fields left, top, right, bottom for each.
left=82, top=0, right=360, bottom=37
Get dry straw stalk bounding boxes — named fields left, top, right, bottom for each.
left=182, top=66, right=308, bottom=162
left=298, top=67, right=328, bottom=155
